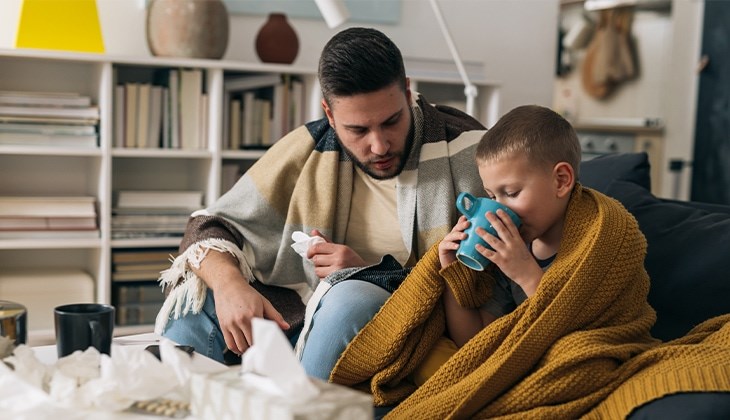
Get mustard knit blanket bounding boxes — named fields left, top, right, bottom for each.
left=331, top=185, right=730, bottom=419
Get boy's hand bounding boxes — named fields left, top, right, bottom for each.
left=438, top=215, right=470, bottom=269
left=476, top=209, right=543, bottom=296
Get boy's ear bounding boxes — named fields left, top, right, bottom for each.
left=554, top=162, right=575, bottom=198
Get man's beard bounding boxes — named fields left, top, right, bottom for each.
left=338, top=133, right=414, bottom=180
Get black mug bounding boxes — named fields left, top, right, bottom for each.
left=54, top=303, right=115, bottom=358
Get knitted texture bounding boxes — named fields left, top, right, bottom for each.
left=330, top=185, right=730, bottom=419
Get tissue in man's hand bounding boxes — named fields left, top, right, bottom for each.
left=290, top=231, right=325, bottom=259
left=190, top=318, right=373, bottom=420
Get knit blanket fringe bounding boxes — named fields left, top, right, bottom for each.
left=154, top=238, right=254, bottom=334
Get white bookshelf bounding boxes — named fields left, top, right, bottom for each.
left=0, top=49, right=500, bottom=343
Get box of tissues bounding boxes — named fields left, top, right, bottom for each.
left=190, top=319, right=372, bottom=420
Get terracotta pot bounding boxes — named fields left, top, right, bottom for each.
left=146, top=0, right=229, bottom=59
left=255, top=13, right=299, bottom=64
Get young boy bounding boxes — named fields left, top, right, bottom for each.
left=330, top=105, right=728, bottom=419
left=438, top=104, right=581, bottom=347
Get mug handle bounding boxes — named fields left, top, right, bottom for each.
left=89, top=319, right=102, bottom=350
left=456, top=192, right=477, bottom=217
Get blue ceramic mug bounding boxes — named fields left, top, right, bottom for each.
left=455, top=192, right=522, bottom=271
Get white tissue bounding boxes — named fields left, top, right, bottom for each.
left=291, top=231, right=325, bottom=260
left=0, top=340, right=196, bottom=416
left=241, top=318, right=319, bottom=402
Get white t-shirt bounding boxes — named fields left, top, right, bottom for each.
left=343, top=167, right=412, bottom=266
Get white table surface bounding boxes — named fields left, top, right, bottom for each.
left=20, top=333, right=230, bottom=419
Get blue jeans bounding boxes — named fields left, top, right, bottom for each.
left=161, top=280, right=390, bottom=379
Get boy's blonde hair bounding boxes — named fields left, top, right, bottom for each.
left=475, top=105, right=581, bottom=177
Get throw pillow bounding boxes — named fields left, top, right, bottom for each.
left=579, top=152, right=651, bottom=193
left=604, top=180, right=730, bottom=341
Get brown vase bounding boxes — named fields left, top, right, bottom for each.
left=146, top=0, right=229, bottom=59
left=255, top=13, right=299, bottom=64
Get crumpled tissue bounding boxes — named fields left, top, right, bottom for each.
left=290, top=231, right=325, bottom=261
left=0, top=338, right=196, bottom=417
left=241, top=318, right=319, bottom=401
left=190, top=318, right=373, bottom=420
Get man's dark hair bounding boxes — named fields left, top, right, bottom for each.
left=318, top=27, right=407, bottom=105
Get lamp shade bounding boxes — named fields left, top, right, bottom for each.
left=314, top=0, right=350, bottom=29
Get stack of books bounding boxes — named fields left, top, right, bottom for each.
left=114, top=68, right=207, bottom=150
left=112, top=248, right=174, bottom=326
left=0, top=196, right=98, bottom=239
left=111, top=190, right=202, bottom=239
left=0, top=90, right=99, bottom=148
left=224, top=73, right=305, bottom=150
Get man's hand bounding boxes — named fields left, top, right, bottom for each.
left=438, top=215, right=470, bottom=269
left=194, top=251, right=289, bottom=355
left=307, top=229, right=366, bottom=279
left=213, top=280, right=289, bottom=355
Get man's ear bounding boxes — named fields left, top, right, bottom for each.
left=554, top=162, right=575, bottom=198
left=321, top=98, right=335, bottom=127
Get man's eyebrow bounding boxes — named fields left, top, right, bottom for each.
left=341, top=109, right=403, bottom=129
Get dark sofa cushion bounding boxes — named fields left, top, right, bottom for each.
left=604, top=180, right=730, bottom=341
left=579, top=152, right=652, bottom=193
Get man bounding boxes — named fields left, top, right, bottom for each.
left=155, top=27, right=486, bottom=380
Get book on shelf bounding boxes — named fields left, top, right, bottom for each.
left=228, top=99, right=241, bottom=150
left=0, top=196, right=96, bottom=217
left=124, top=82, right=138, bottom=148
left=199, top=93, right=209, bottom=149
left=112, top=281, right=166, bottom=305
left=0, top=131, right=97, bottom=147
left=115, top=302, right=164, bottom=326
left=112, top=249, right=175, bottom=264
left=179, top=68, right=203, bottom=150
left=114, top=261, right=171, bottom=272
left=114, top=84, right=125, bottom=148
left=224, top=74, right=282, bottom=93
left=0, top=230, right=99, bottom=239
left=168, top=69, right=181, bottom=149
left=0, top=104, right=99, bottom=120
left=0, top=121, right=96, bottom=136
left=115, top=190, right=203, bottom=209
left=0, top=216, right=97, bottom=230
left=0, top=90, right=93, bottom=108
left=112, top=270, right=165, bottom=282
left=0, top=114, right=99, bottom=125
left=136, top=83, right=151, bottom=148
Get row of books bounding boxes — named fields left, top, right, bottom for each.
left=0, top=196, right=98, bottom=239
left=224, top=74, right=305, bottom=150
left=114, top=68, right=208, bottom=150
left=0, top=90, right=99, bottom=148
left=112, top=248, right=174, bottom=325
left=111, top=190, right=201, bottom=239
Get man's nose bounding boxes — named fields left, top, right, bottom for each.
left=369, top=130, right=390, bottom=156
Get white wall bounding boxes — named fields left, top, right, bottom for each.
left=0, top=0, right=559, bottom=122
left=554, top=0, right=704, bottom=199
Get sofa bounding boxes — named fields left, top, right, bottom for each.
left=579, top=152, right=730, bottom=418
